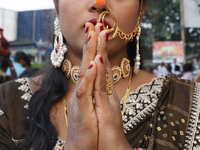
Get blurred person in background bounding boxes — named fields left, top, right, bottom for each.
left=173, top=65, right=182, bottom=77
left=6, top=51, right=29, bottom=77
left=28, top=54, right=34, bottom=63
left=170, top=58, right=183, bottom=74
left=152, top=64, right=158, bottom=76
left=157, top=62, right=168, bottom=77
left=181, top=63, right=194, bottom=80
left=0, top=52, right=16, bottom=84
left=0, top=28, right=9, bottom=56
left=192, top=57, right=200, bottom=81
left=0, top=28, right=16, bottom=83
left=166, top=63, right=172, bottom=75
left=24, top=55, right=31, bottom=69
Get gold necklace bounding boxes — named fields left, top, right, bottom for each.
left=62, top=97, right=68, bottom=127
left=62, top=67, right=132, bottom=127
left=121, top=67, right=132, bottom=117
left=62, top=58, right=131, bottom=84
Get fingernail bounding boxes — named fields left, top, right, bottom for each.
left=85, top=26, right=89, bottom=33
left=106, top=32, right=109, bottom=41
left=99, top=56, right=103, bottom=64
left=88, top=63, right=93, bottom=69
left=88, top=34, right=91, bottom=41
left=100, top=25, right=103, bottom=32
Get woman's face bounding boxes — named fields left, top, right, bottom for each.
left=55, top=0, right=143, bottom=57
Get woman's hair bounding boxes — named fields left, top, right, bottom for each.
left=15, top=66, right=67, bottom=150
left=15, top=0, right=144, bottom=149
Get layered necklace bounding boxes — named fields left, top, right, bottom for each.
left=62, top=57, right=132, bottom=127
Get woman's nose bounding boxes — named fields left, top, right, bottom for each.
left=88, top=0, right=110, bottom=12
left=95, top=0, right=105, bottom=6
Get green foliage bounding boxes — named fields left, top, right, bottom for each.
left=141, top=0, right=181, bottom=60
left=31, top=62, right=45, bottom=68
left=141, top=0, right=200, bottom=60
left=185, top=28, right=200, bottom=55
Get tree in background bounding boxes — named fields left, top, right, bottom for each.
left=141, top=0, right=181, bottom=61
left=141, top=0, right=200, bottom=61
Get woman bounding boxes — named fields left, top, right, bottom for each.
left=0, top=0, right=199, bottom=150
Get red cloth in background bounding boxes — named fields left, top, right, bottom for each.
left=0, top=28, right=9, bottom=56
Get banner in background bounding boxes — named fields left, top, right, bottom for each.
left=152, top=41, right=184, bottom=63
left=183, top=0, right=200, bottom=28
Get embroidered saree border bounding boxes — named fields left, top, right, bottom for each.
left=121, top=77, right=165, bottom=133
left=15, top=78, right=33, bottom=109
left=184, top=82, right=200, bottom=150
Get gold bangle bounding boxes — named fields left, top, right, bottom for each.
left=10, top=67, right=14, bottom=70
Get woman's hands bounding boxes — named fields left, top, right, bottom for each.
left=65, top=22, right=132, bottom=150
left=64, top=23, right=98, bottom=150
left=93, top=24, right=132, bottom=150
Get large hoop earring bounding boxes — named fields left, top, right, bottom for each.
left=50, top=17, right=67, bottom=68
left=133, top=26, right=141, bottom=74
left=97, top=0, right=143, bottom=42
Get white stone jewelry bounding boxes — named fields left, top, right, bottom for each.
left=50, top=17, right=68, bottom=68
left=133, top=26, right=141, bottom=74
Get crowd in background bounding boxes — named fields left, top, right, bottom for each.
left=1, top=26, right=200, bottom=85
left=0, top=27, right=41, bottom=84
left=146, top=58, right=200, bottom=82
left=2, top=54, right=200, bottom=85
left=1, top=52, right=200, bottom=84
left=0, top=51, right=40, bottom=84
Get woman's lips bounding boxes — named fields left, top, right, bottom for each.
left=87, top=18, right=111, bottom=29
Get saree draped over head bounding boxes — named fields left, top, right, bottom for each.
left=0, top=75, right=200, bottom=150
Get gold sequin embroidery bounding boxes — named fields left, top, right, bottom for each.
left=157, top=127, right=161, bottom=131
